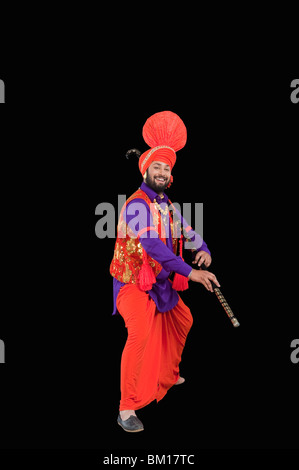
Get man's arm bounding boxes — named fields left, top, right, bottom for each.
left=172, top=207, right=212, bottom=266
left=184, top=227, right=212, bottom=267
left=124, top=200, right=220, bottom=291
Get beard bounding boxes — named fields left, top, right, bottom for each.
left=145, top=172, right=170, bottom=193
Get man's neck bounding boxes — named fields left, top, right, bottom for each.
left=142, top=181, right=165, bottom=199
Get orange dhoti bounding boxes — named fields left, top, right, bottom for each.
left=116, top=284, right=193, bottom=411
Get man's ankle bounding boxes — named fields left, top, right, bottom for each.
left=120, top=410, right=136, bottom=420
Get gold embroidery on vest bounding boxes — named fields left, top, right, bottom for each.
left=137, top=242, right=143, bottom=256
left=123, top=264, right=132, bottom=283
left=119, top=246, right=125, bottom=263
left=126, top=239, right=136, bottom=254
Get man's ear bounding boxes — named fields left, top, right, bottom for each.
left=167, top=175, right=173, bottom=188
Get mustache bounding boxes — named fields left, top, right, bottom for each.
left=154, top=176, right=168, bottom=181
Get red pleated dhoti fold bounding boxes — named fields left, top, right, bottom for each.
left=116, top=284, right=193, bottom=411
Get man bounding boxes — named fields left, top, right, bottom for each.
left=110, top=111, right=220, bottom=432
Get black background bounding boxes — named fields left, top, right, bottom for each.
left=0, top=65, right=298, bottom=465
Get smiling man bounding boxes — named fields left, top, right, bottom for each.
left=110, top=111, right=220, bottom=432
left=145, top=160, right=171, bottom=192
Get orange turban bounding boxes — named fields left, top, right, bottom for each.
left=138, top=111, right=187, bottom=176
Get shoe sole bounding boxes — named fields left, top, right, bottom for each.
left=117, top=420, right=144, bottom=433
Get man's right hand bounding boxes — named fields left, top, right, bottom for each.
left=189, top=268, right=220, bottom=292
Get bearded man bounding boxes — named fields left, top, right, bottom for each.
left=110, top=111, right=220, bottom=432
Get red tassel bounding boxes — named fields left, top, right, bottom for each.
left=138, top=249, right=156, bottom=291
left=173, top=234, right=189, bottom=291
left=172, top=272, right=189, bottom=291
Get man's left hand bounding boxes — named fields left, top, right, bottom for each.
left=192, top=251, right=212, bottom=268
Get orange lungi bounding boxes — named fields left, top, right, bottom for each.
left=116, top=284, right=193, bottom=411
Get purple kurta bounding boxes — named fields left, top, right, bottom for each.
left=112, top=182, right=211, bottom=315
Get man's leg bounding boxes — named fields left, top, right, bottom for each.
left=157, top=295, right=193, bottom=402
left=116, top=284, right=162, bottom=415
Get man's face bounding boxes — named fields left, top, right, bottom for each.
left=145, top=161, right=171, bottom=193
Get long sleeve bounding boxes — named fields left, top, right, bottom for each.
left=139, top=237, right=192, bottom=278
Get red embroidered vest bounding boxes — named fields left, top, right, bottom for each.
left=110, top=189, right=179, bottom=285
